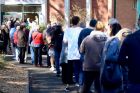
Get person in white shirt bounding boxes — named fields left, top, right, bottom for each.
left=63, top=16, right=83, bottom=91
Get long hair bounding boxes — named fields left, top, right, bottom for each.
left=110, top=23, right=122, bottom=36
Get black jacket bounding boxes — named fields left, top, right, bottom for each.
left=118, top=30, right=140, bottom=83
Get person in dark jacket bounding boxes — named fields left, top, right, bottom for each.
left=14, top=25, right=27, bottom=64
left=0, top=24, right=9, bottom=54
left=78, top=19, right=97, bottom=48
left=52, top=24, right=64, bottom=76
left=118, top=29, right=140, bottom=93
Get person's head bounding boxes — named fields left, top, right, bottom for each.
left=20, top=25, right=26, bottom=31
left=108, top=18, right=119, bottom=26
left=1, top=24, right=6, bottom=30
left=79, top=22, right=86, bottom=28
left=110, top=23, right=122, bottom=36
left=95, top=21, right=105, bottom=32
left=116, top=28, right=132, bottom=44
left=14, top=22, right=20, bottom=28
left=71, top=16, right=80, bottom=26
left=89, top=19, right=97, bottom=28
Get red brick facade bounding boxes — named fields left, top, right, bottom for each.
left=92, top=0, right=108, bottom=24
left=47, top=0, right=137, bottom=29
left=47, top=0, right=64, bottom=23
left=116, top=0, right=136, bottom=29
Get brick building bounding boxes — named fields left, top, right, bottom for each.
left=47, top=0, right=140, bottom=29
left=0, top=0, right=139, bottom=29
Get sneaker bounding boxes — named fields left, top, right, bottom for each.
left=75, top=83, right=80, bottom=87
left=49, top=66, right=55, bottom=71
left=64, top=87, right=70, bottom=92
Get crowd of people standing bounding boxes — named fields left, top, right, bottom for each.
left=0, top=15, right=140, bottom=93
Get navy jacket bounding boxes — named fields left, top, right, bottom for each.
left=78, top=28, right=93, bottom=48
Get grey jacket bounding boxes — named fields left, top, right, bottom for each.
left=80, top=31, right=107, bottom=71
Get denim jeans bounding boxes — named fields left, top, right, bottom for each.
left=30, top=46, right=34, bottom=64
left=54, top=50, right=61, bottom=74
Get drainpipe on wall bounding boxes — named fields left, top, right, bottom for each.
left=114, top=0, right=116, bottom=18
left=86, top=0, right=92, bottom=27
left=0, top=1, right=1, bottom=25
left=64, top=0, right=70, bottom=28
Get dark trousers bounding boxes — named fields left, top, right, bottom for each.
left=61, top=63, right=68, bottom=84
left=18, top=47, right=26, bottom=63
left=81, top=71, right=101, bottom=93
left=33, top=47, right=42, bottom=66
left=73, top=60, right=83, bottom=85
left=67, top=60, right=83, bottom=85
left=126, top=83, right=140, bottom=93
left=67, top=60, right=74, bottom=84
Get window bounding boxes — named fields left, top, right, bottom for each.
left=1, top=5, right=22, bottom=12
left=24, top=5, right=41, bottom=12
left=133, top=0, right=137, bottom=9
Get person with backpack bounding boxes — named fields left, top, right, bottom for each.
left=80, top=21, right=107, bottom=93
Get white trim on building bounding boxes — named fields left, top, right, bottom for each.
left=64, top=0, right=70, bottom=28
left=0, top=0, right=47, bottom=25
left=0, top=0, right=46, bottom=4
left=86, top=0, right=92, bottom=27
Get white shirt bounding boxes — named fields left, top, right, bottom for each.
left=63, top=27, right=83, bottom=60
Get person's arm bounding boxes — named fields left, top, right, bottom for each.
left=78, top=31, right=83, bottom=49
left=79, top=38, right=86, bottom=54
left=105, top=38, right=120, bottom=62
left=118, top=38, right=129, bottom=66
left=13, top=31, right=17, bottom=45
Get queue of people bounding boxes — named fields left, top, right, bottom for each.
left=0, top=16, right=140, bottom=93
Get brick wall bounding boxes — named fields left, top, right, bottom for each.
left=116, top=0, right=136, bottom=29
left=92, top=0, right=108, bottom=24
left=48, top=0, right=64, bottom=24
left=70, top=0, right=86, bottom=23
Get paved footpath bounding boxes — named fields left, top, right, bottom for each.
left=4, top=55, right=79, bottom=93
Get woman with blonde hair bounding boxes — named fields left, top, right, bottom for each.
left=116, top=28, right=132, bottom=45
left=80, top=21, right=107, bottom=93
